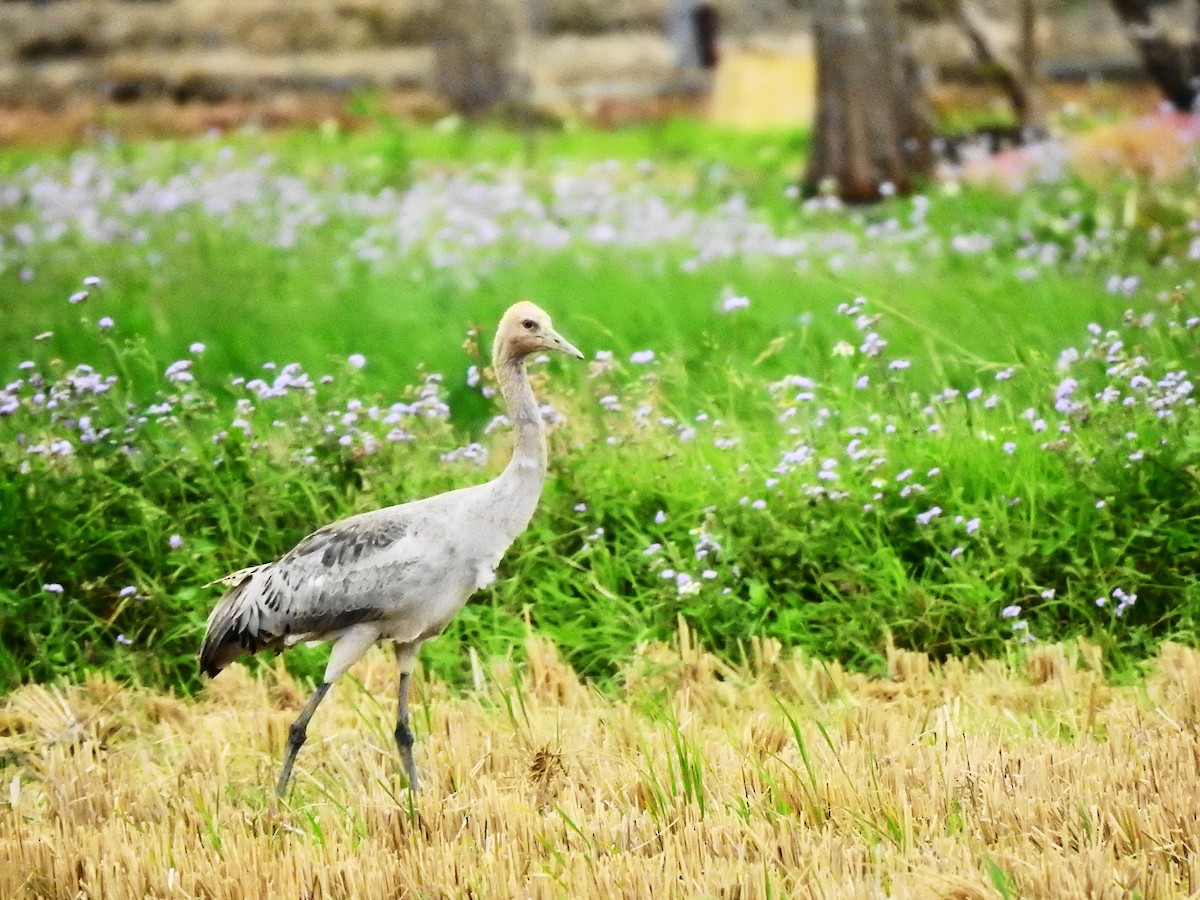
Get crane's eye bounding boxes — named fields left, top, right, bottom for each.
left=521, top=319, right=537, bottom=330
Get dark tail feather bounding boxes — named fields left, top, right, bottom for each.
left=198, top=635, right=244, bottom=678
left=199, top=566, right=276, bottom=677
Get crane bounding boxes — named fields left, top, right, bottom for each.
left=199, top=301, right=583, bottom=795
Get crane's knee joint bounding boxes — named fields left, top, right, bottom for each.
left=395, top=722, right=414, bottom=749
left=288, top=722, right=309, bottom=747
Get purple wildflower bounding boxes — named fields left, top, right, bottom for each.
left=164, top=360, right=193, bottom=383
left=915, top=506, right=942, bottom=525
left=859, top=333, right=887, bottom=357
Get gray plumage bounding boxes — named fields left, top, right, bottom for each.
left=200, top=480, right=534, bottom=675
left=199, top=301, right=583, bottom=795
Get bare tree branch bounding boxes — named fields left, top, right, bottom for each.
left=956, top=0, right=1045, bottom=131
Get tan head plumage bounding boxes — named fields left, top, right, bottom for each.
left=492, top=301, right=583, bottom=367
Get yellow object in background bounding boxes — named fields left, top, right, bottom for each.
left=709, top=47, right=816, bottom=130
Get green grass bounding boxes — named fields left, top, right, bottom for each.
left=1, top=118, right=1199, bottom=694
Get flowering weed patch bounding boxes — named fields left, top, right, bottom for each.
left=1, top=128, right=1199, bottom=692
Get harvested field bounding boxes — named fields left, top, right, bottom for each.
left=4, top=630, right=1200, bottom=897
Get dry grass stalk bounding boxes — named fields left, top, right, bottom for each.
left=3, top=636, right=1200, bottom=897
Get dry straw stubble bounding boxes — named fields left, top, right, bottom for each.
left=3, top=631, right=1200, bottom=898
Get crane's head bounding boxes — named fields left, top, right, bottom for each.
left=494, top=301, right=584, bottom=366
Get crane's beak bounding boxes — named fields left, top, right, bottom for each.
left=547, top=328, right=584, bottom=360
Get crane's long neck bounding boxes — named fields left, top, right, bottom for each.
left=494, top=352, right=547, bottom=495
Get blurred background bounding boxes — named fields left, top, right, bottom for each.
left=0, top=0, right=1191, bottom=152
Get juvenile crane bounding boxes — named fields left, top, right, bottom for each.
left=199, top=302, right=583, bottom=796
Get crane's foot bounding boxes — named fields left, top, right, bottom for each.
left=275, top=720, right=308, bottom=797
left=395, top=721, right=420, bottom=791
left=275, top=681, right=331, bottom=799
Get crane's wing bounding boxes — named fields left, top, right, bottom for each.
left=198, top=504, right=436, bottom=677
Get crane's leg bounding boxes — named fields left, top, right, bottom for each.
left=275, top=625, right=379, bottom=798
left=276, top=681, right=331, bottom=797
left=394, top=642, right=420, bottom=791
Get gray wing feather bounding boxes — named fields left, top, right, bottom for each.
left=199, top=506, right=426, bottom=676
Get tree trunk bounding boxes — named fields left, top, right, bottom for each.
left=1109, top=0, right=1198, bottom=113
left=804, top=0, right=934, bottom=202
left=433, top=0, right=519, bottom=117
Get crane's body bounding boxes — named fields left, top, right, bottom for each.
left=201, top=467, right=543, bottom=677
left=199, top=302, right=582, bottom=796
